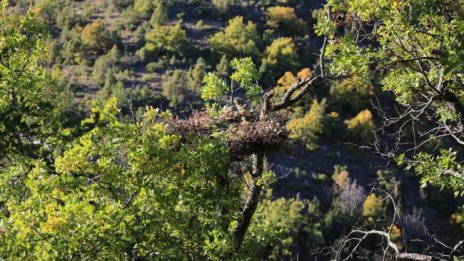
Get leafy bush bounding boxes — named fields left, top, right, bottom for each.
left=145, top=23, right=188, bottom=56
left=146, top=60, right=166, bottom=72
left=212, top=0, right=239, bottom=14
left=208, top=16, right=260, bottom=58
left=81, top=20, right=114, bottom=54
left=150, top=0, right=168, bottom=26
left=329, top=74, right=374, bottom=114
left=266, top=6, right=307, bottom=36
left=362, top=194, right=386, bottom=223
left=187, top=57, right=208, bottom=92
left=261, top=191, right=324, bottom=260
left=287, top=99, right=327, bottom=150
left=260, top=37, right=300, bottom=83
left=162, top=69, right=188, bottom=107
left=92, top=45, right=121, bottom=84
left=134, top=0, right=153, bottom=17
left=344, top=109, right=376, bottom=142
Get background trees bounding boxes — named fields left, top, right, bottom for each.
left=260, top=37, right=300, bottom=84
left=315, top=0, right=464, bottom=258
left=2, top=0, right=464, bottom=259
left=208, top=16, right=260, bottom=58
left=265, top=6, right=307, bottom=36
left=81, top=20, right=114, bottom=55
left=145, top=23, right=187, bottom=56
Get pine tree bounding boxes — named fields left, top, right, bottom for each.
left=188, top=57, right=207, bottom=91
left=150, top=0, right=168, bottom=26
left=215, top=55, right=230, bottom=77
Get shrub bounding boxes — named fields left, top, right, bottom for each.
left=212, top=0, right=239, bottom=14
left=187, top=57, right=208, bottom=92
left=362, top=194, right=386, bottom=223
left=208, top=16, right=260, bottom=58
left=260, top=37, right=300, bottom=84
left=344, top=109, right=376, bottom=142
left=162, top=69, right=188, bottom=107
left=81, top=20, right=114, bottom=55
left=266, top=6, right=308, bottom=36
left=261, top=192, right=324, bottom=260
left=332, top=169, right=350, bottom=190
left=146, top=60, right=166, bottom=72
left=145, top=23, right=188, bottom=55
left=150, top=0, right=168, bottom=26
left=134, top=0, right=153, bottom=17
left=329, top=74, right=374, bottom=113
left=92, top=46, right=120, bottom=84
left=287, top=99, right=327, bottom=150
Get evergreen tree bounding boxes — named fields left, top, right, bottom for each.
left=187, top=57, right=208, bottom=92
left=150, top=0, right=168, bottom=26
left=215, top=55, right=230, bottom=77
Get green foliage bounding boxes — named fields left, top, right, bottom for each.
left=212, top=0, right=239, bottom=13
left=134, top=0, right=153, bottom=17
left=98, top=67, right=130, bottom=109
left=0, top=2, right=62, bottom=160
left=321, top=199, right=358, bottom=246
left=344, top=109, right=376, bottom=142
left=145, top=23, right=187, bottom=55
left=324, top=34, right=372, bottom=82
left=376, top=169, right=401, bottom=198
left=230, top=57, right=261, bottom=97
left=92, top=45, right=121, bottom=84
left=1, top=100, right=247, bottom=259
left=329, top=74, right=373, bottom=113
left=6, top=0, right=464, bottom=258
left=33, top=0, right=60, bottom=24
left=150, top=0, right=168, bottom=26
left=188, top=57, right=208, bottom=92
left=407, top=149, right=464, bottom=196
left=260, top=37, right=300, bottom=83
left=261, top=193, right=323, bottom=260
left=162, top=69, right=188, bottom=107
left=201, top=72, right=228, bottom=101
left=80, top=20, right=114, bottom=54
left=266, top=6, right=307, bottom=36
left=287, top=99, right=327, bottom=150
left=216, top=55, right=230, bottom=77
left=208, top=16, right=260, bottom=58
left=316, top=3, right=464, bottom=243
left=362, top=194, right=386, bottom=223
left=201, top=57, right=262, bottom=105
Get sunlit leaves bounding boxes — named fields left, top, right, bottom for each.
left=230, top=57, right=261, bottom=97
left=408, top=149, right=464, bottom=196
left=208, top=16, right=260, bottom=58
left=2, top=99, right=244, bottom=259
left=201, top=57, right=262, bottom=103
left=201, top=72, right=228, bottom=101
left=145, top=23, right=187, bottom=55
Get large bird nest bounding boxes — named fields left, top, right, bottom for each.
left=167, top=109, right=289, bottom=159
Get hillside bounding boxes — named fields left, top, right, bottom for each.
left=2, top=0, right=464, bottom=259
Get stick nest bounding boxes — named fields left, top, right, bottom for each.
left=167, top=109, right=289, bottom=159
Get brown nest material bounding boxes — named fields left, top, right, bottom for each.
left=226, top=118, right=288, bottom=157
left=167, top=110, right=289, bottom=159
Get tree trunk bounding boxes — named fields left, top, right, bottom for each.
left=233, top=153, right=264, bottom=250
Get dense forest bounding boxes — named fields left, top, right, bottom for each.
left=1, top=0, right=464, bottom=259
